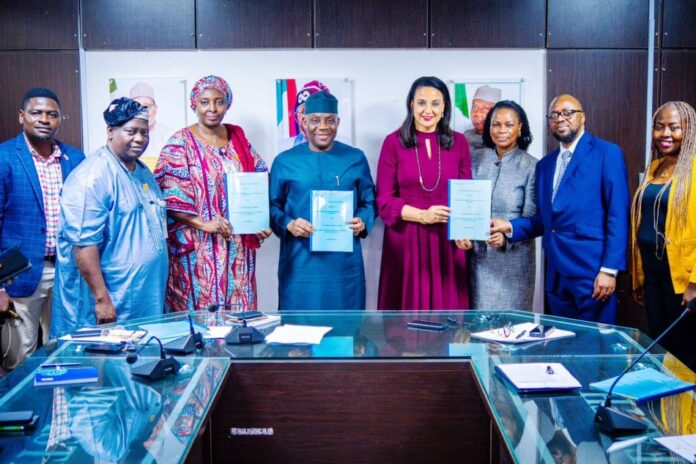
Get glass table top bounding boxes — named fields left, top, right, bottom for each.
left=54, top=309, right=653, bottom=360
left=0, top=353, right=228, bottom=463
left=2, top=309, right=693, bottom=463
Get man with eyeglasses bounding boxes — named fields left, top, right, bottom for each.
left=491, top=94, right=629, bottom=324
left=0, top=88, right=85, bottom=368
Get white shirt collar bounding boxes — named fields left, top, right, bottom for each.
left=559, top=129, right=585, bottom=154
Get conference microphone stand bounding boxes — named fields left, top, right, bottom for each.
left=594, top=299, right=695, bottom=436
left=127, top=335, right=181, bottom=380
left=206, top=303, right=265, bottom=345
left=162, top=311, right=205, bottom=354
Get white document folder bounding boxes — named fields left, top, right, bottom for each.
left=495, top=362, right=582, bottom=393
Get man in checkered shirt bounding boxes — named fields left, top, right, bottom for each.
left=0, top=88, right=85, bottom=369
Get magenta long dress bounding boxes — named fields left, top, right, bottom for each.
left=376, top=130, right=471, bottom=310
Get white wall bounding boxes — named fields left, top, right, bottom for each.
left=83, top=50, right=546, bottom=311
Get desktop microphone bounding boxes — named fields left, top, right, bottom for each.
left=594, top=298, right=696, bottom=436
left=162, top=312, right=204, bottom=354
left=206, top=303, right=265, bottom=345
left=127, top=335, right=181, bottom=380
left=206, top=303, right=225, bottom=313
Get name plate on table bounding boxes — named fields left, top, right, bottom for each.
left=448, top=179, right=492, bottom=241
left=226, top=172, right=269, bottom=234
left=310, top=190, right=353, bottom=253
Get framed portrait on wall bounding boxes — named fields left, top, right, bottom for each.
left=108, top=77, right=187, bottom=170
left=275, top=77, right=353, bottom=154
left=450, top=79, right=524, bottom=141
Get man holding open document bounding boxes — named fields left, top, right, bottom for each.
left=270, top=91, right=376, bottom=310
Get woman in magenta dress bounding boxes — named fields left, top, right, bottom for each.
left=154, top=75, right=271, bottom=312
left=376, top=76, right=472, bottom=310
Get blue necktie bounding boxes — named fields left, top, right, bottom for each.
left=552, top=150, right=572, bottom=201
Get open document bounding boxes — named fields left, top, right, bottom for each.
left=471, top=322, right=575, bottom=344
left=495, top=362, right=582, bottom=393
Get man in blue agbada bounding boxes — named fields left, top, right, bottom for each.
left=51, top=98, right=168, bottom=337
left=270, top=91, right=376, bottom=310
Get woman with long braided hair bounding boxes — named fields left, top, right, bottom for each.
left=631, top=101, right=696, bottom=370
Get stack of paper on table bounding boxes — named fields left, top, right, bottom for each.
left=654, top=435, right=696, bottom=463
left=590, top=367, right=696, bottom=403
left=264, top=324, right=332, bottom=345
left=471, top=322, right=575, bottom=344
left=495, top=362, right=582, bottom=392
left=60, top=328, right=147, bottom=344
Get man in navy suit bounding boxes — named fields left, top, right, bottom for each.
left=0, top=88, right=85, bottom=368
left=491, top=94, right=629, bottom=323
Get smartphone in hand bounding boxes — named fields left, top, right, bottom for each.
left=0, top=247, right=31, bottom=285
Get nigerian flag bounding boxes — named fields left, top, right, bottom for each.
left=109, top=78, right=118, bottom=95
left=454, top=83, right=469, bottom=119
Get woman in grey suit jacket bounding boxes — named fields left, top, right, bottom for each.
left=469, top=101, right=537, bottom=310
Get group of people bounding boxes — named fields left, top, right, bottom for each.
left=0, top=75, right=694, bottom=372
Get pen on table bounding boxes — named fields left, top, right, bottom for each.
left=515, top=330, right=527, bottom=340
left=0, top=424, right=31, bottom=432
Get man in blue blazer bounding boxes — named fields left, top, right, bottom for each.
left=491, top=94, right=629, bottom=323
left=0, top=88, right=85, bottom=368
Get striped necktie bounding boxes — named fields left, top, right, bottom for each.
left=552, top=150, right=572, bottom=201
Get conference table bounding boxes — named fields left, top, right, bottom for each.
left=0, top=310, right=693, bottom=463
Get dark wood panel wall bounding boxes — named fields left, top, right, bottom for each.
left=81, top=0, right=195, bottom=50
left=196, top=0, right=312, bottom=48
left=547, top=0, right=649, bottom=49
left=0, top=1, right=79, bottom=50
left=0, top=1, right=81, bottom=148
left=314, top=0, right=428, bottom=48
left=2, top=0, right=695, bottom=325
left=431, top=0, right=546, bottom=48
left=662, top=0, right=696, bottom=48
left=660, top=0, right=696, bottom=107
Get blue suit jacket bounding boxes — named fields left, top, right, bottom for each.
left=510, top=132, right=629, bottom=288
left=0, top=133, right=85, bottom=297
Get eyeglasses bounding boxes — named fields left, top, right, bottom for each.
left=546, top=109, right=583, bottom=121
left=495, top=322, right=514, bottom=338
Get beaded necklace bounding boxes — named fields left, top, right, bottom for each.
left=414, top=137, right=441, bottom=192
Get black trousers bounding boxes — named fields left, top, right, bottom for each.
left=639, top=243, right=696, bottom=371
